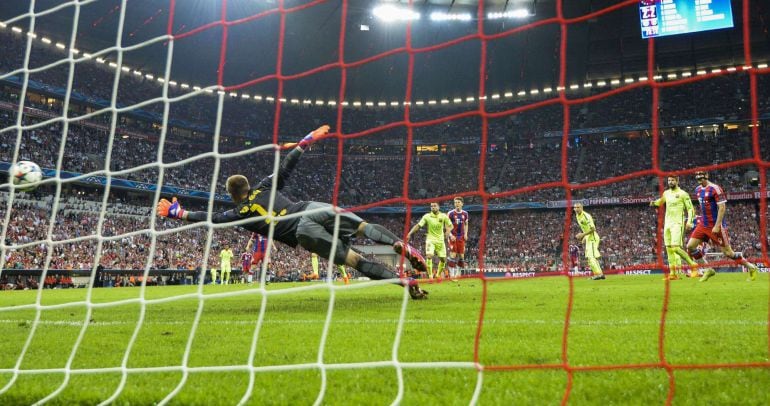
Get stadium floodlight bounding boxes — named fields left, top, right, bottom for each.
left=466, top=96, right=474, bottom=102
left=488, top=9, right=530, bottom=19
left=11, top=26, right=22, bottom=33
left=638, top=76, right=648, bottom=81
left=121, top=66, right=130, bottom=72
left=55, top=42, right=65, bottom=49
left=365, top=101, right=374, bottom=106
left=430, top=12, right=472, bottom=22
left=530, top=89, right=539, bottom=94
left=0, top=22, right=5, bottom=28
left=353, top=101, right=361, bottom=106
left=543, top=87, right=552, bottom=93
left=667, top=73, right=677, bottom=79
left=757, top=63, right=767, bottom=69
left=253, top=95, right=263, bottom=100
left=741, top=66, right=751, bottom=70
left=696, top=70, right=707, bottom=75
left=491, top=93, right=500, bottom=99
left=428, top=100, right=437, bottom=105
left=96, top=57, right=105, bottom=64
left=279, top=98, right=287, bottom=103
left=681, top=71, right=692, bottom=77
left=726, top=67, right=736, bottom=72
left=415, top=100, right=424, bottom=105
left=583, top=83, right=592, bottom=88
left=624, top=78, right=635, bottom=83
left=711, top=68, right=721, bottom=73
left=341, top=101, right=349, bottom=106
left=440, top=99, right=449, bottom=104
left=156, top=77, right=165, bottom=83
left=569, top=84, right=579, bottom=89
left=504, top=92, right=513, bottom=97
left=390, top=101, right=399, bottom=106
left=610, top=79, right=620, bottom=85
left=452, top=98, right=462, bottom=103
left=108, top=62, right=118, bottom=68
left=373, top=5, right=420, bottom=22
left=360, top=24, right=369, bottom=31
left=168, top=80, right=177, bottom=86
left=193, top=86, right=202, bottom=91
left=517, top=90, right=525, bottom=96
left=290, top=98, right=299, bottom=104
left=41, top=37, right=51, bottom=44
left=328, top=100, right=336, bottom=106
left=145, top=74, right=154, bottom=79
left=596, top=81, right=606, bottom=87
left=71, top=48, right=79, bottom=54
left=377, top=101, right=386, bottom=106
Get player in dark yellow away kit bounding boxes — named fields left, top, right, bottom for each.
left=156, top=125, right=429, bottom=299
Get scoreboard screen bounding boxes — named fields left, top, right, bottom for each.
left=639, top=0, right=734, bottom=39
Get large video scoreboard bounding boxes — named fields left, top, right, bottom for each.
left=639, top=0, right=734, bottom=39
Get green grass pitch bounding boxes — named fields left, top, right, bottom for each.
left=0, top=273, right=768, bottom=405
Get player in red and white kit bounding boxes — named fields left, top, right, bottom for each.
left=569, top=244, right=580, bottom=273
left=446, top=197, right=469, bottom=280
left=240, top=251, right=253, bottom=281
left=686, top=171, right=759, bottom=282
left=245, top=233, right=273, bottom=283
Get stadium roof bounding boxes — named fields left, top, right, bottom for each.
left=1, top=0, right=768, bottom=102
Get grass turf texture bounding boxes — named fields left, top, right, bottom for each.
left=0, top=273, right=767, bottom=405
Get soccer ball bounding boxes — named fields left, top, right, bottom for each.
left=8, top=160, right=43, bottom=192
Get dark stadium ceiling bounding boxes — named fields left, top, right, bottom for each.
left=1, top=0, right=768, bottom=102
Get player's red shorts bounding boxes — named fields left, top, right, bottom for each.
left=449, top=239, right=466, bottom=254
left=242, top=262, right=252, bottom=273
left=251, top=252, right=265, bottom=265
left=690, top=224, right=730, bottom=247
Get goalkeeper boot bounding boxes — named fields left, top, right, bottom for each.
left=746, top=263, right=758, bottom=282
left=407, top=279, right=428, bottom=300
left=699, top=268, right=716, bottom=282
left=393, top=242, right=428, bottom=274
left=591, top=274, right=605, bottom=280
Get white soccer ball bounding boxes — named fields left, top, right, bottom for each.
left=9, top=160, right=43, bottom=192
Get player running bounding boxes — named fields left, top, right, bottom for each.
left=156, top=125, right=429, bottom=299
left=686, top=171, right=759, bottom=282
left=650, top=175, right=699, bottom=280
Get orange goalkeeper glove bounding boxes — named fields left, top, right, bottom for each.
left=157, top=197, right=186, bottom=219
left=298, top=125, right=331, bottom=149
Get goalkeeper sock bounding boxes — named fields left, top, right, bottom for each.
left=437, top=260, right=446, bottom=278
left=427, top=259, right=434, bottom=279
left=362, top=223, right=399, bottom=246
left=354, top=258, right=398, bottom=281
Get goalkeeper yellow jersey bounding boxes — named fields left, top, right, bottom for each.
left=654, top=187, right=694, bottom=226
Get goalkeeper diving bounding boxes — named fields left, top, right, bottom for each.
left=156, top=125, right=429, bottom=299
